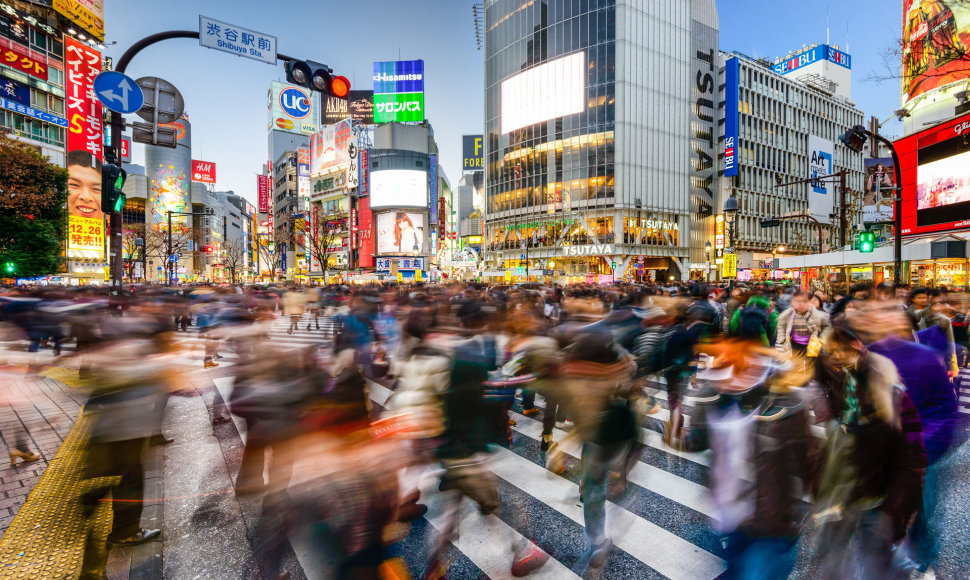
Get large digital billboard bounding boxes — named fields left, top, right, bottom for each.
left=902, top=0, right=970, bottom=104
left=372, top=60, right=425, bottom=123
left=501, top=51, right=585, bottom=134
left=376, top=211, right=425, bottom=256
left=310, top=118, right=353, bottom=176
left=370, top=169, right=427, bottom=209
left=268, top=81, right=319, bottom=135
left=898, top=112, right=970, bottom=235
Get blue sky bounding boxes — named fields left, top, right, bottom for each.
left=105, top=0, right=903, bottom=205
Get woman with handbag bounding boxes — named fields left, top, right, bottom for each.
left=775, top=290, right=829, bottom=357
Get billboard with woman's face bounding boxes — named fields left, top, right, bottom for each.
left=376, top=211, right=424, bottom=256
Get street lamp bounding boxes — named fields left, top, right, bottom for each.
left=134, top=237, right=144, bottom=282
left=723, top=195, right=739, bottom=251
left=704, top=241, right=712, bottom=282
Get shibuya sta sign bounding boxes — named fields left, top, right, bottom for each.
left=564, top=244, right=614, bottom=257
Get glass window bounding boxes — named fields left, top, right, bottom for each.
left=30, top=29, right=47, bottom=53
left=50, top=37, right=63, bottom=59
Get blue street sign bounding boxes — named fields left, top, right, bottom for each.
left=157, top=267, right=163, bottom=271
left=169, top=254, right=178, bottom=263
left=93, top=71, right=144, bottom=114
left=520, top=253, right=526, bottom=260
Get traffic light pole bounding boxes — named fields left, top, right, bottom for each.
left=106, top=30, right=297, bottom=286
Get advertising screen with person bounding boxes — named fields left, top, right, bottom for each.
left=863, top=158, right=896, bottom=222
left=376, top=211, right=424, bottom=256
left=916, top=133, right=970, bottom=226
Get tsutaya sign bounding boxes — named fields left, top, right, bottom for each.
left=564, top=244, right=614, bottom=257
left=627, top=218, right=680, bottom=232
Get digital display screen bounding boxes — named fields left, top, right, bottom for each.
left=376, top=211, right=425, bottom=256
left=370, top=169, right=427, bottom=209
left=501, top=51, right=585, bottom=134
left=916, top=136, right=970, bottom=227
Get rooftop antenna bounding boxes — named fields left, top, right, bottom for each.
left=826, top=0, right=830, bottom=45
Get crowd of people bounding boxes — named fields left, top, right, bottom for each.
left=0, top=279, right=965, bottom=579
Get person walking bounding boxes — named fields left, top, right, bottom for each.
left=775, top=290, right=829, bottom=357
left=284, top=287, right=307, bottom=334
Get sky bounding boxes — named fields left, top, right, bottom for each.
left=105, top=0, right=904, bottom=206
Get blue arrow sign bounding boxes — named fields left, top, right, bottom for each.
left=94, top=71, right=144, bottom=114
left=169, top=254, right=178, bottom=263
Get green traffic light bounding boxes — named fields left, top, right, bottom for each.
left=113, top=192, right=127, bottom=213
left=3, top=262, right=14, bottom=273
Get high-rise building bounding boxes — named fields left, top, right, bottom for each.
left=717, top=51, right=864, bottom=280
left=483, top=0, right=719, bottom=283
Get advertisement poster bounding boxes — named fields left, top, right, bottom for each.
left=348, top=90, right=374, bottom=124
left=807, top=135, right=834, bottom=224
left=902, top=0, right=970, bottom=103
left=358, top=196, right=374, bottom=268
left=257, top=174, right=270, bottom=213
left=863, top=158, right=896, bottom=223
left=376, top=211, right=425, bottom=256
left=310, top=118, right=352, bottom=175
left=67, top=215, right=105, bottom=260
left=462, top=135, right=483, bottom=170
left=322, top=94, right=350, bottom=125
left=148, top=163, right=189, bottom=231
left=724, top=57, right=739, bottom=176
left=191, top=160, right=216, bottom=183
left=268, top=81, right=319, bottom=135
left=372, top=60, right=425, bottom=123
left=54, top=0, right=104, bottom=40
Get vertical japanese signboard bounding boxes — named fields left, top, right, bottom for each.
left=359, top=149, right=369, bottom=197
left=428, top=153, right=438, bottom=224
left=357, top=195, right=374, bottom=268
left=65, top=36, right=104, bottom=262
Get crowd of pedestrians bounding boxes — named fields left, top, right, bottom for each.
left=0, top=279, right=966, bottom=579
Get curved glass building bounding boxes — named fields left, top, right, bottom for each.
left=484, top=0, right=719, bottom=282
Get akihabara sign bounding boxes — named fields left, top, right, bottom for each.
left=192, top=160, right=216, bottom=183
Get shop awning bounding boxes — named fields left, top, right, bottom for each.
left=777, top=233, right=970, bottom=269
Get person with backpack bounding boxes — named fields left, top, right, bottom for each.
left=728, top=293, right=777, bottom=346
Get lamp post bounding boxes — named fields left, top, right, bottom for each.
left=134, top=237, right=144, bottom=282
left=724, top=195, right=739, bottom=288
left=704, top=241, right=712, bottom=282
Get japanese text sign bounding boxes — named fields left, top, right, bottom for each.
left=67, top=215, right=105, bottom=260
left=199, top=16, right=277, bottom=65
left=65, top=37, right=102, bottom=160
left=0, top=43, right=47, bottom=80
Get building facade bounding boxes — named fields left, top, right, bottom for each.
left=483, top=0, right=719, bottom=283
left=716, top=51, right=865, bottom=281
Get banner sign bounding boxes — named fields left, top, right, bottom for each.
left=0, top=77, right=28, bottom=105
left=807, top=135, right=834, bottom=225
left=346, top=142, right=359, bottom=189
left=0, top=96, right=67, bottom=127
left=191, top=160, right=216, bottom=183
left=54, top=0, right=104, bottom=41
left=359, top=148, right=369, bottom=197
left=257, top=174, right=270, bottom=212
left=0, top=43, right=47, bottom=80
left=67, top=215, right=105, bottom=260
left=724, top=57, right=739, bottom=177
left=358, top=195, right=374, bottom=268
left=348, top=90, right=374, bottom=124
left=0, top=1, right=59, bottom=38
left=199, top=15, right=276, bottom=65
left=376, top=257, right=424, bottom=271
left=462, top=135, right=483, bottom=170
left=772, top=44, right=851, bottom=76
left=268, top=81, right=319, bottom=135
left=721, top=253, right=737, bottom=279
left=429, top=154, right=438, bottom=224
left=65, top=37, right=103, bottom=160
left=373, top=92, right=424, bottom=123
left=120, top=137, right=130, bottom=161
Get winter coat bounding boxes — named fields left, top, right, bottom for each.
left=775, top=306, right=830, bottom=352
left=728, top=295, right=778, bottom=345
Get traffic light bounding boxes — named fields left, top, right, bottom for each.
left=858, top=230, right=876, bottom=253
left=3, top=262, right=14, bottom=274
left=101, top=162, right=127, bottom=213
left=203, top=245, right=214, bottom=254
left=839, top=125, right=868, bottom=153
left=284, top=59, right=351, bottom=98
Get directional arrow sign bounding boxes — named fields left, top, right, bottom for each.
left=94, top=71, right=145, bottom=114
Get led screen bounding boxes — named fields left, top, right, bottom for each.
left=376, top=212, right=425, bottom=256
left=916, top=136, right=970, bottom=227
left=370, top=169, right=427, bottom=209
left=501, top=51, right=585, bottom=134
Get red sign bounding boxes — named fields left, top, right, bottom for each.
left=191, top=160, right=216, bottom=183
left=120, top=138, right=130, bottom=161
left=257, top=174, right=270, bottom=213
left=357, top=196, right=374, bottom=268
left=0, top=44, right=48, bottom=80
left=897, top=111, right=970, bottom=236
left=350, top=207, right=358, bottom=250
left=65, top=37, right=102, bottom=159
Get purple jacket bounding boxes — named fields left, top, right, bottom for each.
left=869, top=336, right=958, bottom=463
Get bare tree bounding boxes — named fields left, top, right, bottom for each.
left=142, top=224, right=204, bottom=283
left=222, top=238, right=246, bottom=284
left=121, top=225, right=145, bottom=280
left=255, top=217, right=293, bottom=282
left=304, top=205, right=346, bottom=283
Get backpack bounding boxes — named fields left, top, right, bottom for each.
left=634, top=325, right=674, bottom=375
left=737, top=303, right=770, bottom=343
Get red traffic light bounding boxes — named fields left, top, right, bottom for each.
left=331, top=75, right=351, bottom=99
left=204, top=246, right=214, bottom=254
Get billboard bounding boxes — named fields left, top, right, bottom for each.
left=370, top=169, right=427, bottom=209
left=268, top=81, right=319, bottom=135
left=53, top=0, right=104, bottom=41
left=322, top=94, right=350, bottom=125
left=372, top=60, right=425, bottom=123
left=463, top=135, right=483, bottom=170
left=65, top=37, right=102, bottom=162
left=376, top=211, right=425, bottom=256
left=348, top=90, right=374, bottom=124
left=863, top=158, right=896, bottom=223
left=358, top=195, right=374, bottom=268
left=359, top=148, right=369, bottom=197
left=808, top=136, right=834, bottom=224
left=191, top=160, right=216, bottom=183
left=429, top=154, right=437, bottom=224
left=67, top=215, right=105, bottom=261
left=310, top=118, right=353, bottom=175
left=724, top=57, right=739, bottom=177
left=148, top=162, right=189, bottom=231
left=501, top=51, right=585, bottom=134
left=902, top=0, right=970, bottom=104
left=0, top=78, right=29, bottom=106
left=257, top=174, right=270, bottom=212
left=0, top=44, right=47, bottom=79
left=772, top=44, right=851, bottom=76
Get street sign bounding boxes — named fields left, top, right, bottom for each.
left=761, top=218, right=782, bottom=228
left=199, top=16, right=277, bottom=65
left=93, top=71, right=144, bottom=114
left=520, top=253, right=526, bottom=260
left=157, top=266, right=163, bottom=272
left=637, top=255, right=644, bottom=263
left=168, top=254, right=178, bottom=263
left=135, top=76, right=184, bottom=124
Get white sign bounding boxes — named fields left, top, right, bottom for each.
left=346, top=142, right=359, bottom=189
left=370, top=169, right=427, bottom=209
left=199, top=16, right=277, bottom=65
left=808, top=135, right=834, bottom=225
left=564, top=244, right=614, bottom=257
left=501, top=51, right=585, bottom=134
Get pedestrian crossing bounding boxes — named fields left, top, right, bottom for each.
left=959, top=369, right=970, bottom=416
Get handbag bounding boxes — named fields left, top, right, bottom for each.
left=806, top=334, right=822, bottom=358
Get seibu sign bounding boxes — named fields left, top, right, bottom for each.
left=564, top=244, right=614, bottom=257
